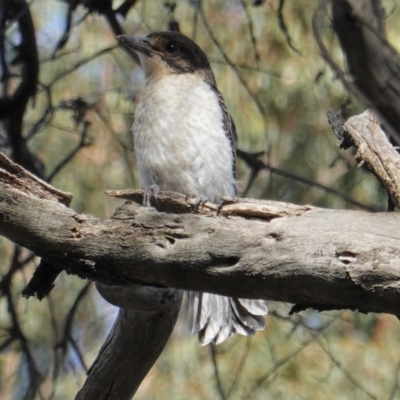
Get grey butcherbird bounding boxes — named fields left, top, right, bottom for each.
left=117, top=31, right=268, bottom=345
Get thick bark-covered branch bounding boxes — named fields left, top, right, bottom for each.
left=75, top=287, right=182, bottom=400
left=0, top=155, right=400, bottom=315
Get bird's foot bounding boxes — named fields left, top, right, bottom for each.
left=216, top=196, right=237, bottom=215
left=185, top=194, right=208, bottom=213
left=143, top=184, right=160, bottom=207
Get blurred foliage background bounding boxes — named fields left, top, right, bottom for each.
left=1, top=0, right=400, bottom=399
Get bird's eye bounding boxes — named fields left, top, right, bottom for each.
left=166, top=42, right=178, bottom=53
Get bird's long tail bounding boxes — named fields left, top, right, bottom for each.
left=188, top=292, right=268, bottom=345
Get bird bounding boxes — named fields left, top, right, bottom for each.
left=117, top=31, right=268, bottom=345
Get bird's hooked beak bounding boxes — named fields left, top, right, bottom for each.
left=117, top=35, right=155, bottom=58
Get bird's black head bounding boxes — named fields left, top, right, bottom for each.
left=147, top=31, right=211, bottom=72
left=117, top=31, right=212, bottom=76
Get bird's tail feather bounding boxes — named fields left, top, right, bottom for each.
left=188, top=292, right=268, bottom=345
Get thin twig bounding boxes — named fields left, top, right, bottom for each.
left=55, top=283, right=92, bottom=371
left=225, top=337, right=252, bottom=399
left=242, top=316, right=340, bottom=399
left=237, top=149, right=379, bottom=211
left=277, top=0, right=301, bottom=54
left=240, top=0, right=261, bottom=63
left=199, top=5, right=268, bottom=125
left=209, top=344, right=226, bottom=400
left=47, top=120, right=92, bottom=182
left=48, top=46, right=117, bottom=87
left=301, top=319, right=377, bottom=399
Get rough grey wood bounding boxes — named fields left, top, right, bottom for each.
left=1, top=178, right=400, bottom=316
left=342, top=110, right=400, bottom=207
left=75, top=288, right=182, bottom=400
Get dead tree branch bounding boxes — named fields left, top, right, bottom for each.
left=0, top=149, right=400, bottom=315
left=76, top=288, right=182, bottom=400
left=328, top=109, right=400, bottom=208
left=0, top=0, right=43, bottom=176
left=314, top=0, right=400, bottom=143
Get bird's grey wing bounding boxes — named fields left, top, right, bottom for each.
left=189, top=71, right=268, bottom=346
left=201, top=69, right=237, bottom=193
left=213, top=86, right=237, bottom=193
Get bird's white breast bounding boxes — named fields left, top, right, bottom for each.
left=132, top=73, right=235, bottom=201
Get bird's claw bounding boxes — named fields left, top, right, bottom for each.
left=216, top=197, right=237, bottom=215
left=143, top=184, right=160, bottom=207
left=186, top=194, right=208, bottom=213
